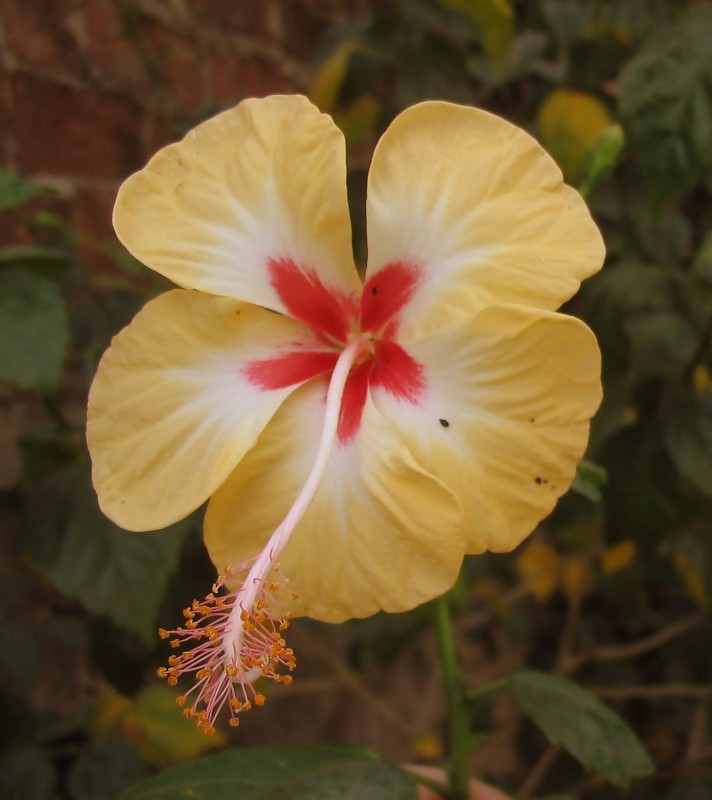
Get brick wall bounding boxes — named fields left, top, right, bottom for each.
left=0, top=0, right=371, bottom=269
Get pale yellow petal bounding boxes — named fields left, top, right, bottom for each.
left=365, top=101, right=604, bottom=340
left=371, top=305, right=602, bottom=553
left=87, top=290, right=333, bottom=532
left=114, top=96, right=360, bottom=323
left=204, top=382, right=464, bottom=622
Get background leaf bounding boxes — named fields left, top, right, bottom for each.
left=619, top=7, right=712, bottom=198
left=118, top=745, right=418, bottom=800
left=664, top=396, right=712, bottom=498
left=67, top=738, right=148, bottom=800
left=436, top=0, right=513, bottom=71
left=121, top=687, right=225, bottom=766
left=508, top=670, right=654, bottom=787
left=0, top=267, right=68, bottom=390
left=0, top=746, right=57, bottom=800
left=24, top=465, right=192, bottom=644
left=537, top=89, right=612, bottom=183
left=0, top=168, right=50, bottom=212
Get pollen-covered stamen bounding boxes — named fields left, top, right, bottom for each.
left=156, top=560, right=295, bottom=735
left=157, top=337, right=367, bottom=733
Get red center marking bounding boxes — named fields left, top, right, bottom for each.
left=370, top=340, right=425, bottom=402
left=269, top=258, right=358, bottom=344
left=254, top=259, right=425, bottom=443
left=244, top=350, right=339, bottom=390
left=337, top=341, right=425, bottom=444
left=337, top=360, right=372, bottom=443
left=360, top=262, right=421, bottom=334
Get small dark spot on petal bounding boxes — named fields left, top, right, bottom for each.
left=529, top=417, right=535, bottom=423
left=439, top=418, right=450, bottom=428
left=371, top=287, right=378, bottom=296
left=534, top=476, right=543, bottom=485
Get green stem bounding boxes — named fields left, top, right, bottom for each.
left=433, top=593, right=471, bottom=800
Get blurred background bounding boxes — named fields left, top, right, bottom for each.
left=1, top=0, right=711, bottom=798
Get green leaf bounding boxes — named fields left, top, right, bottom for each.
left=540, top=0, right=592, bottom=45
left=24, top=465, right=191, bottom=644
left=0, top=244, right=73, bottom=282
left=118, top=745, right=418, bottom=800
left=579, top=124, right=625, bottom=198
left=123, top=687, right=226, bottom=766
left=664, top=395, right=712, bottom=498
left=0, top=267, right=69, bottom=390
left=619, top=8, right=712, bottom=199
left=0, top=746, right=57, bottom=800
left=571, top=459, right=607, bottom=503
left=67, top=738, right=149, bottom=800
left=508, top=670, right=654, bottom=787
left=0, top=168, right=51, bottom=212
left=537, top=89, right=612, bottom=184
left=437, top=0, right=514, bottom=71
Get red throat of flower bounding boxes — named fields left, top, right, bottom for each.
left=156, top=338, right=370, bottom=733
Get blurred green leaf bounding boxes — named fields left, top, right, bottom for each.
left=122, top=687, right=225, bottom=766
left=0, top=621, right=39, bottom=704
left=437, top=0, right=513, bottom=71
left=508, top=670, right=654, bottom=787
left=0, top=746, right=57, bottom=800
left=0, top=245, right=73, bottom=282
left=619, top=7, right=712, bottom=199
left=67, top=738, right=148, bottom=800
left=0, top=169, right=51, bottom=212
left=571, top=459, right=607, bottom=502
left=579, top=124, right=625, bottom=197
left=24, top=465, right=191, bottom=644
left=537, top=89, right=612, bottom=184
left=309, top=42, right=355, bottom=111
left=664, top=395, right=712, bottom=498
left=0, top=267, right=68, bottom=390
left=118, top=745, right=418, bottom=800
left=627, top=312, right=697, bottom=381
left=540, top=0, right=592, bottom=46
left=666, top=778, right=712, bottom=800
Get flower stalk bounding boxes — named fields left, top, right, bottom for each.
left=433, top=592, right=472, bottom=800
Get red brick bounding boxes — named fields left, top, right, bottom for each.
left=139, top=20, right=205, bottom=113
left=0, top=71, right=11, bottom=165
left=12, top=74, right=144, bottom=179
left=72, top=184, right=119, bottom=272
left=85, top=0, right=150, bottom=91
left=277, top=0, right=330, bottom=61
left=209, top=53, right=291, bottom=105
left=191, top=0, right=270, bottom=37
left=2, top=0, right=85, bottom=78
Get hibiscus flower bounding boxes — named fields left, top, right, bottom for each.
left=87, top=95, right=603, bottom=732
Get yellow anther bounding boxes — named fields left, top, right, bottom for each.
left=254, top=693, right=266, bottom=707
left=158, top=628, right=170, bottom=639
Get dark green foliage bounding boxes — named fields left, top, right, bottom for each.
left=0, top=268, right=68, bottom=390
left=508, top=671, right=653, bottom=787
left=119, top=746, right=417, bottom=800
left=619, top=7, right=712, bottom=199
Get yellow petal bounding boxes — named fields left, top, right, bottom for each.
left=87, top=290, right=334, bottom=531
left=365, top=101, right=604, bottom=341
left=114, top=96, right=360, bottom=329
left=204, top=382, right=464, bottom=622
left=370, top=304, right=602, bottom=553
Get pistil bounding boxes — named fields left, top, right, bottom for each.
left=157, top=336, right=369, bottom=733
